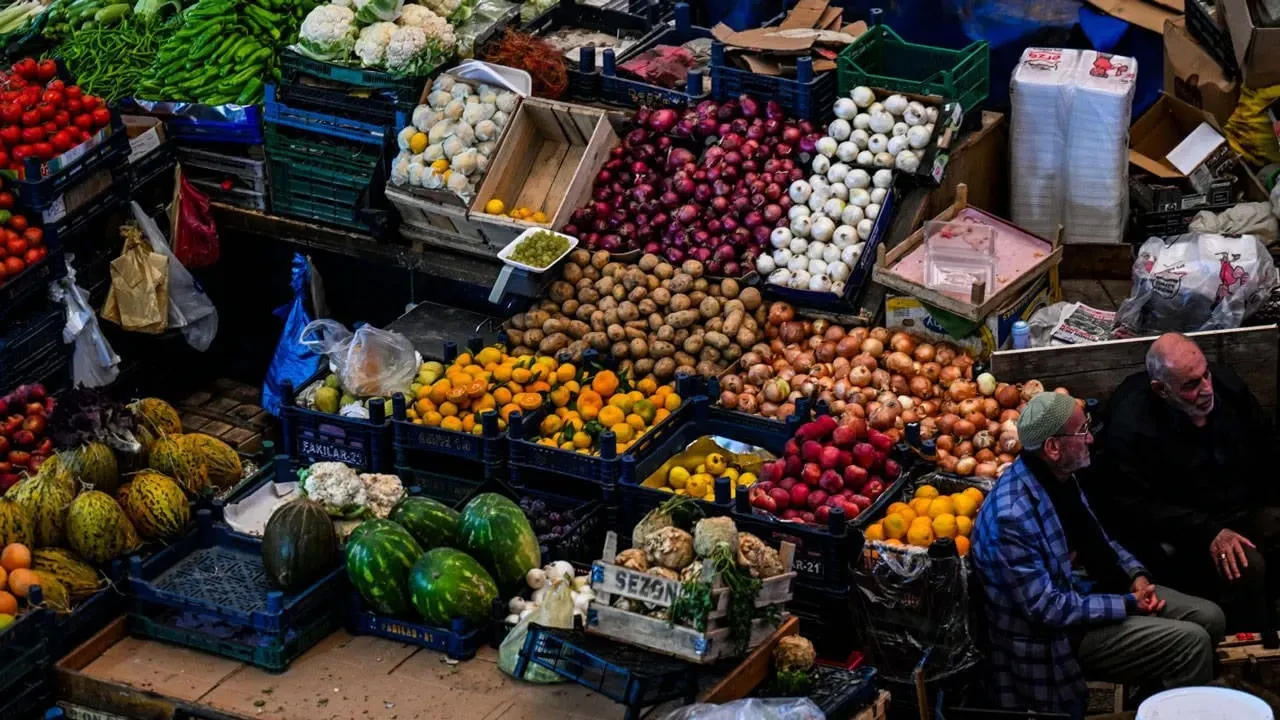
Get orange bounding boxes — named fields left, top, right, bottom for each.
left=440, top=416, right=463, bottom=432
left=591, top=370, right=619, bottom=397
left=954, top=535, right=971, bottom=556
left=512, top=367, right=532, bottom=385
left=663, top=393, right=681, bottom=411
left=415, top=398, right=434, bottom=416
left=932, top=514, right=958, bottom=539
left=461, top=415, right=477, bottom=433
left=549, top=386, right=571, bottom=408
left=655, top=408, right=670, bottom=424
left=7, top=568, right=37, bottom=597
left=454, top=352, right=473, bottom=367
left=556, top=363, right=576, bottom=384
left=473, top=395, right=496, bottom=412
left=424, top=411, right=443, bottom=427
left=540, top=415, right=564, bottom=437
left=864, top=523, right=885, bottom=542
left=0, top=567, right=5, bottom=589
left=598, top=406, right=625, bottom=428
left=633, top=399, right=656, bottom=424
left=611, top=423, right=635, bottom=443
left=952, top=494, right=978, bottom=518
left=882, top=538, right=904, bottom=547
left=608, top=394, right=634, bottom=414
left=1, top=544, right=31, bottom=572
left=906, top=523, right=935, bottom=548
left=636, top=377, right=658, bottom=395
left=428, top=380, right=451, bottom=405
left=572, top=432, right=593, bottom=449
left=928, top=497, right=956, bottom=519
left=882, top=514, right=908, bottom=540
left=914, top=485, right=939, bottom=500
left=492, top=364, right=513, bottom=383
left=626, top=414, right=646, bottom=432
left=0, top=590, right=14, bottom=615
left=886, top=503, right=917, bottom=525
left=956, top=516, right=973, bottom=537
left=962, top=487, right=986, bottom=506
left=439, top=401, right=459, bottom=417
left=415, top=385, right=432, bottom=400
left=911, top=498, right=934, bottom=517
left=493, top=387, right=512, bottom=405
left=475, top=347, right=502, bottom=366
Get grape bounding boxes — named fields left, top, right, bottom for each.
left=508, top=230, right=570, bottom=268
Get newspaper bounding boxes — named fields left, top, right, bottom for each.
left=1050, top=302, right=1116, bottom=345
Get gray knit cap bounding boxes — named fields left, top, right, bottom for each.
left=1016, top=391, right=1077, bottom=451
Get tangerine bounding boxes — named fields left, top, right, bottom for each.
left=1, top=544, right=31, bottom=573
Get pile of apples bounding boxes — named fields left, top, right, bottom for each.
left=748, top=414, right=900, bottom=526
left=0, top=383, right=54, bottom=491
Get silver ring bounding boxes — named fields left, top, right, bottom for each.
left=1221, top=553, right=1228, bottom=560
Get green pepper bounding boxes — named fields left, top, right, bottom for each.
left=92, top=3, right=130, bottom=22
left=234, top=77, right=263, bottom=105
left=0, top=210, right=11, bottom=225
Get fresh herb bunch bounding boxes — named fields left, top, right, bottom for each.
left=712, top=543, right=766, bottom=656
left=669, top=576, right=712, bottom=632
left=48, top=386, right=140, bottom=452
left=773, top=669, right=812, bottom=696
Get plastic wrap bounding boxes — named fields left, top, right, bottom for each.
left=1009, top=48, right=1080, bottom=242
left=1064, top=51, right=1136, bottom=245
left=1114, top=233, right=1277, bottom=335
left=173, top=175, right=220, bottom=270
left=130, top=201, right=219, bottom=350
left=453, top=0, right=518, bottom=57
left=50, top=256, right=119, bottom=388
left=662, top=699, right=824, bottom=720
left=499, top=580, right=573, bottom=683
left=116, top=99, right=258, bottom=123
left=299, top=319, right=417, bottom=398
left=1188, top=203, right=1278, bottom=247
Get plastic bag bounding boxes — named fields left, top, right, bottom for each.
left=662, top=699, right=824, bottom=720
left=263, top=254, right=325, bottom=415
left=50, top=257, right=119, bottom=388
left=1188, top=202, right=1279, bottom=247
left=299, top=319, right=416, bottom=398
left=173, top=175, right=220, bottom=269
left=355, top=0, right=404, bottom=24
left=1114, top=232, right=1278, bottom=335
left=130, top=202, right=219, bottom=350
left=498, top=580, right=573, bottom=683
left=453, top=0, right=518, bottom=57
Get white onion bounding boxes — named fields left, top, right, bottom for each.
left=887, top=136, right=908, bottom=156
left=836, top=141, right=858, bottom=163
left=874, top=152, right=895, bottom=167
left=851, top=86, right=875, bottom=107
left=833, top=98, right=858, bottom=119
left=788, top=205, right=811, bottom=222
left=850, top=129, right=870, bottom=149
left=822, top=243, right=842, bottom=263
left=826, top=162, right=850, bottom=184
left=924, top=123, right=935, bottom=136
left=829, top=261, right=851, bottom=282
left=873, top=169, right=893, bottom=188
left=828, top=119, right=852, bottom=141
left=771, top=227, right=793, bottom=248
left=856, top=218, right=874, bottom=240
left=772, top=247, right=792, bottom=266
left=852, top=113, right=871, bottom=130
left=808, top=257, right=828, bottom=275
left=841, top=243, right=862, bottom=266
left=809, top=174, right=828, bottom=190
left=787, top=254, right=808, bottom=272
left=870, top=187, right=887, bottom=204
left=769, top=268, right=792, bottom=286
left=833, top=224, right=857, bottom=247
left=811, top=155, right=831, bottom=175
left=805, top=240, right=827, bottom=259
left=848, top=188, right=871, bottom=208
left=883, top=94, right=909, bottom=115
left=856, top=150, right=874, bottom=166
left=815, top=136, right=838, bottom=157
left=823, top=197, right=846, bottom=218
left=868, top=102, right=884, bottom=115
left=788, top=180, right=812, bottom=203
left=847, top=168, right=871, bottom=189
left=789, top=269, right=811, bottom=288
left=832, top=280, right=846, bottom=295
left=904, top=107, right=923, bottom=126
left=892, top=122, right=909, bottom=137
left=907, top=125, right=931, bottom=149
left=828, top=182, right=849, bottom=200
left=925, top=106, right=939, bottom=123
left=755, top=254, right=777, bottom=274
left=895, top=150, right=920, bottom=172
left=841, top=204, right=865, bottom=226
left=868, top=111, right=894, bottom=134
left=867, top=134, right=888, bottom=154
left=789, top=235, right=809, bottom=254
left=866, top=203, right=880, bottom=220
left=790, top=215, right=812, bottom=237
left=808, top=273, right=833, bottom=292
left=807, top=193, right=826, bottom=212
left=810, top=217, right=836, bottom=244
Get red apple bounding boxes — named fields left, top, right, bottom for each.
left=2, top=415, right=21, bottom=435
left=832, top=424, right=858, bottom=448
left=768, top=487, right=792, bottom=510
left=22, top=414, right=44, bottom=435
left=784, top=438, right=800, bottom=457
left=852, top=443, right=876, bottom=469
left=801, top=511, right=815, bottom=524
left=27, top=455, right=44, bottom=472
left=801, top=462, right=822, bottom=486
left=784, top=455, right=803, bottom=478
left=868, top=429, right=894, bottom=452
left=818, top=468, right=844, bottom=493
left=884, top=458, right=901, bottom=478
left=839, top=488, right=854, bottom=498
left=819, top=445, right=841, bottom=470
left=850, top=494, right=872, bottom=510
left=814, top=505, right=831, bottom=523
left=0, top=397, right=8, bottom=415
left=801, top=440, right=823, bottom=463
left=34, top=437, right=52, bottom=455
left=843, top=464, right=868, bottom=488
left=0, top=473, right=19, bottom=492
left=841, top=500, right=861, bottom=520
left=759, top=459, right=784, bottom=484
left=779, top=476, right=797, bottom=491
left=814, top=414, right=837, bottom=438
left=11, top=430, right=34, bottom=448
left=781, top=508, right=802, bottom=521
left=8, top=450, right=30, bottom=466
left=806, top=488, right=828, bottom=510
left=24, top=402, right=43, bottom=418
left=755, top=480, right=776, bottom=494
left=837, top=450, right=853, bottom=468
left=751, top=487, right=777, bottom=513
left=864, top=479, right=886, bottom=500
left=790, top=483, right=810, bottom=508
left=0, top=462, right=10, bottom=474
left=20, top=383, right=46, bottom=403
left=0, top=436, right=8, bottom=455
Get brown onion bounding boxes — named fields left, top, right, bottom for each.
left=807, top=335, right=823, bottom=350
left=722, top=374, right=745, bottom=393
left=982, top=398, right=1001, bottom=419
left=740, top=352, right=761, bottom=368
left=935, top=344, right=957, bottom=366
left=861, top=337, right=884, bottom=357
left=889, top=332, right=916, bottom=355
left=747, top=364, right=772, bottom=385
left=815, top=341, right=836, bottom=363
left=975, top=462, right=998, bottom=479
left=825, top=325, right=846, bottom=342
left=869, top=406, right=899, bottom=431
left=901, top=409, right=920, bottom=424
left=953, top=419, right=976, bottom=438
left=998, top=432, right=1020, bottom=455
left=914, top=343, right=936, bottom=363
left=940, top=455, right=959, bottom=473
left=720, top=391, right=739, bottom=408
left=761, top=401, right=779, bottom=417
left=935, top=434, right=955, bottom=452
left=999, top=409, right=1020, bottom=423
left=885, top=351, right=914, bottom=374
left=849, top=366, right=872, bottom=387
left=830, top=400, right=846, bottom=414
left=871, top=369, right=891, bottom=390
left=955, top=457, right=977, bottom=476
left=1021, top=379, right=1045, bottom=401
left=850, top=327, right=869, bottom=344
left=919, top=416, right=938, bottom=438
left=920, top=400, right=939, bottom=416
left=972, top=430, right=994, bottom=450
left=852, top=353, right=878, bottom=371
left=768, top=302, right=795, bottom=325
left=920, top=362, right=942, bottom=381
left=994, top=383, right=1020, bottom=409
left=966, top=412, right=987, bottom=429
left=793, top=353, right=814, bottom=373
left=779, top=321, right=808, bottom=344
left=811, top=318, right=829, bottom=335
left=949, top=381, right=976, bottom=400
left=938, top=413, right=959, bottom=435
left=909, top=376, right=932, bottom=398
left=777, top=402, right=796, bottom=419
left=955, top=440, right=974, bottom=458
left=939, top=365, right=962, bottom=386
left=847, top=403, right=866, bottom=419
left=836, top=336, right=861, bottom=358
left=997, top=453, right=1015, bottom=465
left=738, top=394, right=758, bottom=413
left=958, top=398, right=983, bottom=417
left=890, top=374, right=911, bottom=396
left=870, top=327, right=889, bottom=343
left=975, top=448, right=996, bottom=463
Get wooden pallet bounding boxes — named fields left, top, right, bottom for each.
left=175, top=378, right=276, bottom=454
left=856, top=690, right=890, bottom=720
left=1217, top=636, right=1280, bottom=690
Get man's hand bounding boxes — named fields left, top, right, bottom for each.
left=1130, top=577, right=1165, bottom=614
left=1211, top=529, right=1256, bottom=581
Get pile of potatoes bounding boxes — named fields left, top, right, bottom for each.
left=505, top=251, right=767, bottom=382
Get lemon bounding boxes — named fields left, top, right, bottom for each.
left=485, top=198, right=505, bottom=215
left=737, top=472, right=757, bottom=487
left=721, top=467, right=740, bottom=484
left=431, top=158, right=449, bottom=173
left=532, top=211, right=549, bottom=223
left=668, top=466, right=690, bottom=489
left=410, top=132, right=428, bottom=154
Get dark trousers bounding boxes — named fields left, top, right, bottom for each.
left=1167, top=507, right=1280, bottom=633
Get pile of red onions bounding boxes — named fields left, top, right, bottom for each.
left=561, top=96, right=822, bottom=274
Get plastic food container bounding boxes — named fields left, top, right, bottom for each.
left=924, top=220, right=996, bottom=299
left=488, top=228, right=579, bottom=303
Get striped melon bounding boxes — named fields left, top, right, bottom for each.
left=131, top=397, right=182, bottom=435
left=66, top=490, right=142, bottom=565
left=456, top=493, right=541, bottom=587
left=0, top=498, right=33, bottom=547
left=4, top=464, right=77, bottom=547
left=345, top=521, right=423, bottom=616
left=63, top=442, right=119, bottom=494
left=30, top=571, right=71, bottom=613
left=182, top=434, right=241, bottom=489
left=121, top=472, right=190, bottom=540
left=409, top=547, right=498, bottom=626
left=148, top=435, right=208, bottom=496
left=32, top=548, right=105, bottom=600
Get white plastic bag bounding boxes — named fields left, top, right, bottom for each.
left=299, top=319, right=417, bottom=398
left=50, top=256, right=119, bottom=387
left=498, top=579, right=574, bottom=683
left=662, top=699, right=825, bottom=720
left=130, top=202, right=218, bottom=351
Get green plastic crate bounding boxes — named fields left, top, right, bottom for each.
left=837, top=25, right=989, bottom=114
left=264, top=124, right=382, bottom=179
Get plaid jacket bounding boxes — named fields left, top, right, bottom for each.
left=971, top=457, right=1145, bottom=714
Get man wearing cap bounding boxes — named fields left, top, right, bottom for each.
left=1094, top=332, right=1279, bottom=634
left=972, top=391, right=1225, bottom=715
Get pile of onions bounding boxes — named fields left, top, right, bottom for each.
left=717, top=302, right=1059, bottom=478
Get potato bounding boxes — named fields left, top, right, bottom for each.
left=705, top=317, right=723, bottom=333
left=542, top=318, right=567, bottom=335
left=674, top=352, right=696, bottom=368
left=723, top=309, right=745, bottom=336
left=708, top=284, right=722, bottom=298
left=688, top=291, right=706, bottom=307
left=595, top=276, right=615, bottom=296
left=566, top=340, right=588, bottom=360
left=654, top=357, right=677, bottom=379
left=674, top=328, right=690, bottom=344
left=589, top=310, right=606, bottom=332
left=654, top=262, right=674, bottom=280
left=549, top=281, right=575, bottom=304
left=513, top=345, right=534, bottom=356
left=634, top=358, right=655, bottom=378
left=754, top=306, right=768, bottom=325
left=740, top=287, right=763, bottom=311
left=699, top=296, right=722, bottom=318
left=722, top=344, right=742, bottom=363
left=567, top=320, right=590, bottom=339
left=647, top=275, right=660, bottom=291
left=668, top=293, right=691, bottom=312
left=681, top=260, right=704, bottom=278
left=506, top=328, right=525, bottom=346
left=704, top=331, right=731, bottom=350
left=629, top=338, right=648, bottom=359
left=699, top=346, right=721, bottom=363
left=720, top=278, right=740, bottom=299
left=683, top=334, right=704, bottom=354
left=562, top=299, right=580, bottom=317
left=603, top=262, right=622, bottom=278
left=639, top=253, right=660, bottom=272
left=607, top=323, right=626, bottom=342
left=584, top=332, right=609, bottom=351
left=736, top=327, right=757, bottom=348
left=668, top=274, right=694, bottom=294
left=696, top=360, right=720, bottom=377
left=667, top=310, right=701, bottom=329
left=583, top=265, right=601, bottom=281
left=540, top=300, right=559, bottom=314
left=577, top=287, right=600, bottom=305
left=598, top=296, right=618, bottom=313
left=576, top=304, right=596, bottom=322
left=524, top=328, right=545, bottom=346
left=618, top=267, right=642, bottom=290
left=611, top=285, right=626, bottom=302
left=742, top=316, right=758, bottom=332
left=562, top=262, right=583, bottom=284
left=525, top=310, right=550, bottom=329
left=693, top=278, right=709, bottom=293
left=604, top=308, right=620, bottom=327
left=538, top=332, right=569, bottom=354
left=650, top=340, right=675, bottom=358
left=509, top=314, right=527, bottom=330
left=624, top=323, right=648, bottom=339
left=617, top=301, right=640, bottom=323
left=656, top=325, right=675, bottom=343
left=611, top=341, right=631, bottom=359
left=628, top=286, right=648, bottom=303
left=650, top=287, right=672, bottom=307
left=722, top=299, right=745, bottom=316
left=569, top=248, right=591, bottom=266
left=638, top=298, right=657, bottom=316
left=649, top=313, right=665, bottom=331
left=591, top=250, right=611, bottom=269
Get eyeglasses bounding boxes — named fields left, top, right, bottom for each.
left=1053, top=414, right=1092, bottom=439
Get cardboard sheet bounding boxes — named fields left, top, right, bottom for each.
left=1084, top=0, right=1179, bottom=34
left=1163, top=17, right=1240, bottom=125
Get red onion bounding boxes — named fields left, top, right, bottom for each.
left=722, top=217, right=739, bottom=233
left=660, top=190, right=681, bottom=207
left=750, top=192, right=766, bottom=208
left=711, top=196, right=729, bottom=214
left=693, top=184, right=713, bottom=203
left=610, top=145, right=625, bottom=159
left=799, top=120, right=815, bottom=134
left=744, top=211, right=764, bottom=229
left=697, top=117, right=719, bottom=137
left=666, top=247, right=685, bottom=263
left=731, top=196, right=751, bottom=214
left=752, top=225, right=773, bottom=245
left=676, top=204, right=700, bottom=224
left=592, top=218, right=608, bottom=233
left=644, top=241, right=661, bottom=254
left=692, top=247, right=712, bottom=262
left=764, top=118, right=782, bottom=136
left=742, top=159, right=758, bottom=173
left=707, top=258, right=724, bottom=275
left=788, top=168, right=806, bottom=182
left=593, top=187, right=610, bottom=202
left=739, top=95, right=760, bottom=118
left=746, top=124, right=766, bottom=142
left=648, top=109, right=678, bottom=133
left=782, top=126, right=802, bottom=144
left=764, top=183, right=782, bottom=201
left=666, top=147, right=695, bottom=170
left=713, top=180, right=732, bottom=197
left=765, top=100, right=785, bottom=120
left=696, top=99, right=718, bottom=116
left=724, top=261, right=742, bottom=276
left=762, top=203, right=783, bottom=223
left=731, top=118, right=749, bottom=135
left=706, top=219, right=722, bottom=234
left=656, top=136, right=672, bottom=150
left=596, top=169, right=612, bottom=184
left=674, top=176, right=695, bottom=197
left=775, top=143, right=793, bottom=158
left=562, top=224, right=579, bottom=236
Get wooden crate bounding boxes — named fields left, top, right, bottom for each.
left=469, top=98, right=617, bottom=248
left=176, top=378, right=276, bottom=454
left=588, top=531, right=795, bottom=664
left=387, top=186, right=496, bottom=256
left=1217, top=636, right=1280, bottom=691
left=872, top=184, right=1064, bottom=322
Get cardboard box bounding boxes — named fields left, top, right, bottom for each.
left=1221, top=0, right=1280, bottom=87
left=884, top=272, right=1057, bottom=357
left=1085, top=0, right=1180, bottom=34
left=1129, top=94, right=1267, bottom=200
left=122, top=115, right=166, bottom=165
left=1163, top=17, right=1240, bottom=125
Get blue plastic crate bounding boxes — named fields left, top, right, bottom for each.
left=280, top=373, right=392, bottom=471
left=126, top=510, right=347, bottom=634
left=265, top=84, right=403, bottom=147
left=167, top=105, right=265, bottom=145
left=597, top=3, right=712, bottom=109
left=710, top=42, right=837, bottom=121
left=6, top=117, right=130, bottom=211
left=0, top=592, right=52, bottom=698
left=346, top=592, right=486, bottom=661
left=521, top=0, right=659, bottom=102
left=129, top=597, right=342, bottom=672
left=764, top=180, right=897, bottom=312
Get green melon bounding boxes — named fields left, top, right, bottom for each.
left=120, top=472, right=190, bottom=540
left=66, top=490, right=141, bottom=565
left=263, top=497, right=340, bottom=592
left=389, top=497, right=459, bottom=550
left=456, top=493, right=540, bottom=588
left=64, top=442, right=119, bottom=494
left=345, top=523, right=423, bottom=616
left=5, top=464, right=76, bottom=547
left=347, top=519, right=414, bottom=545
left=409, top=547, right=498, bottom=627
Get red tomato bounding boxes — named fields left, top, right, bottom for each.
left=20, top=109, right=38, bottom=127
left=36, top=103, right=53, bottom=121
left=9, top=214, right=27, bottom=231
left=64, top=85, right=80, bottom=99
left=20, top=127, right=42, bottom=144
left=82, top=95, right=100, bottom=112
left=35, top=60, right=56, bottom=82
left=21, top=86, right=39, bottom=104
left=22, top=227, right=40, bottom=245
left=72, top=113, right=92, bottom=131
left=29, top=246, right=44, bottom=262
left=53, top=110, right=68, bottom=127
left=23, top=247, right=39, bottom=265
left=31, top=142, right=51, bottom=160
left=12, top=59, right=36, bottom=80
left=9, top=145, right=28, bottom=163
left=91, top=107, right=109, bottom=127
left=5, top=237, right=24, bottom=256
left=65, top=98, right=81, bottom=114
left=4, top=256, right=22, bottom=275
left=0, top=103, right=19, bottom=124
left=0, top=150, right=9, bottom=168
left=47, top=79, right=64, bottom=92
left=78, top=130, right=90, bottom=143
left=0, top=192, right=12, bottom=210
left=0, top=126, right=19, bottom=146
left=40, top=90, right=61, bottom=106
left=41, top=121, right=56, bottom=136
left=49, top=130, right=72, bottom=152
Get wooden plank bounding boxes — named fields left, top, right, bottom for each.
left=588, top=605, right=784, bottom=664
left=854, top=690, right=890, bottom=720
left=551, top=116, right=618, bottom=229
left=990, top=325, right=1280, bottom=410
left=925, top=112, right=1008, bottom=219
left=473, top=101, right=538, bottom=217
left=513, top=140, right=569, bottom=213
left=701, top=616, right=800, bottom=703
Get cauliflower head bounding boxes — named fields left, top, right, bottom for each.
left=399, top=5, right=455, bottom=49
left=298, top=4, right=358, bottom=62
left=359, top=473, right=405, bottom=519
left=384, top=25, right=448, bottom=75
left=303, top=462, right=366, bottom=509
left=354, top=21, right=396, bottom=67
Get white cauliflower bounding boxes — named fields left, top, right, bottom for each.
left=303, top=462, right=366, bottom=509
left=398, top=4, right=455, bottom=48
left=421, top=0, right=466, bottom=21
left=384, top=25, right=447, bottom=75
left=298, top=4, right=358, bottom=61
left=354, top=21, right=396, bottom=67
left=359, top=473, right=405, bottom=518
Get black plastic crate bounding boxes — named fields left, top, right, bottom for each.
left=0, top=591, right=52, bottom=699
left=276, top=75, right=406, bottom=128
left=398, top=460, right=504, bottom=506
left=0, top=227, right=66, bottom=323
left=8, top=116, right=130, bottom=211
left=755, top=663, right=878, bottom=719
left=1186, top=0, right=1239, bottom=79
left=787, top=584, right=858, bottom=663
left=280, top=374, right=392, bottom=472
left=520, top=0, right=660, bottom=101
left=710, top=41, right=836, bottom=121
left=0, top=305, right=63, bottom=383
left=129, top=137, right=178, bottom=191
left=466, top=477, right=615, bottom=569
left=596, top=3, right=713, bottom=109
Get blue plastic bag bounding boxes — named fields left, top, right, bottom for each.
left=263, top=254, right=323, bottom=415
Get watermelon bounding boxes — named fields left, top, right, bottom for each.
left=409, top=547, right=498, bottom=627
left=345, top=524, right=423, bottom=616
left=347, top=519, right=414, bottom=545
left=456, top=493, right=540, bottom=587
left=389, top=497, right=459, bottom=549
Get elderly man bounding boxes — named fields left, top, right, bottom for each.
left=1095, top=332, right=1279, bottom=633
left=972, top=391, right=1224, bottom=716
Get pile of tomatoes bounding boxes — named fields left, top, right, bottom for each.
left=0, top=190, right=45, bottom=288
left=0, top=58, right=112, bottom=175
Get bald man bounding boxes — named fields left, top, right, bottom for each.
left=1092, top=332, right=1280, bottom=633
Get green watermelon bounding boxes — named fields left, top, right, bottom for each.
left=345, top=524, right=423, bottom=616
left=389, top=497, right=459, bottom=549
left=347, top=519, right=413, bottom=545
left=409, top=547, right=498, bottom=627
left=456, top=493, right=540, bottom=587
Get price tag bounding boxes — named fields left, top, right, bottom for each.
left=41, top=193, right=66, bottom=224
left=128, top=127, right=162, bottom=163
